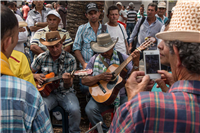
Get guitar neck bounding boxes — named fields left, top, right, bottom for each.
left=114, top=55, right=133, bottom=76
left=45, top=75, right=62, bottom=83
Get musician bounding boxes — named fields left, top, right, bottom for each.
left=82, top=33, right=140, bottom=133
left=31, top=31, right=81, bottom=133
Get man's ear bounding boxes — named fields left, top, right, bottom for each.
left=1, top=37, right=12, bottom=53
left=85, top=13, right=87, bottom=18
left=173, top=45, right=182, bottom=67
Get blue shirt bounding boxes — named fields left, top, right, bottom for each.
left=156, top=14, right=169, bottom=25
left=0, top=75, right=53, bottom=132
left=73, top=22, right=107, bottom=68
left=109, top=80, right=200, bottom=133
left=129, top=17, right=162, bottom=50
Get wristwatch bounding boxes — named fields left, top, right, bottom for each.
left=35, top=22, right=38, bottom=27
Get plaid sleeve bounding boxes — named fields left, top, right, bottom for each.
left=72, top=25, right=84, bottom=51
left=62, top=31, right=73, bottom=48
left=32, top=99, right=53, bottom=133
left=31, top=53, right=44, bottom=71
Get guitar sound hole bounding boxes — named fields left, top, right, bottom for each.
left=107, top=76, right=118, bottom=90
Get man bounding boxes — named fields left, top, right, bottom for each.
left=30, top=10, right=73, bottom=56
left=129, top=3, right=162, bottom=54
left=137, top=4, right=147, bottom=19
left=31, top=31, right=81, bottom=133
left=73, top=2, right=106, bottom=93
left=82, top=33, right=141, bottom=133
left=26, top=0, right=50, bottom=41
left=156, top=1, right=168, bottom=25
left=116, top=2, right=127, bottom=23
left=126, top=2, right=137, bottom=45
left=109, top=0, right=200, bottom=132
left=22, top=2, right=30, bottom=20
left=105, top=5, right=129, bottom=55
left=0, top=5, right=52, bottom=132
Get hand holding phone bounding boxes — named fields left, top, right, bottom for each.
left=143, top=50, right=161, bottom=79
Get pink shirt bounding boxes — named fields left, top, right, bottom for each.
left=22, top=5, right=30, bottom=18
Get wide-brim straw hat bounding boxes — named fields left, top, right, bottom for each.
left=156, top=0, right=200, bottom=43
left=19, top=21, right=27, bottom=27
left=39, top=31, right=66, bottom=46
left=90, top=33, right=118, bottom=53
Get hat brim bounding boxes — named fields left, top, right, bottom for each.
left=158, top=6, right=166, bottom=8
left=90, top=38, right=118, bottom=53
left=86, top=8, right=98, bottom=13
left=156, top=31, right=200, bottom=43
left=39, top=34, right=66, bottom=46
left=19, top=21, right=27, bottom=27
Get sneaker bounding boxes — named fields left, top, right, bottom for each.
left=53, top=111, right=62, bottom=121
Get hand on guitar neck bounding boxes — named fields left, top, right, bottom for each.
left=62, top=73, right=73, bottom=88
left=34, top=73, right=46, bottom=85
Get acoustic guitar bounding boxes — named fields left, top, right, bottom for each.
left=36, top=69, right=93, bottom=97
left=89, top=37, right=156, bottom=105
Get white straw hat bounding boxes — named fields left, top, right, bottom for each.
left=156, top=0, right=200, bottom=43
left=90, top=33, right=118, bottom=53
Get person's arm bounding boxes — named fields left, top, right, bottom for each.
left=30, top=45, right=45, bottom=55
left=121, top=11, right=127, bottom=21
left=63, top=45, right=71, bottom=53
left=62, top=73, right=73, bottom=88
left=74, top=50, right=87, bottom=69
left=29, top=22, right=48, bottom=32
left=58, top=9, right=66, bottom=29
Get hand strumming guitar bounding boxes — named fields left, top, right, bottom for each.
left=62, top=73, right=73, bottom=89
left=34, top=74, right=45, bottom=85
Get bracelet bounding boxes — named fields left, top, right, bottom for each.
left=136, top=48, right=141, bottom=52
left=35, top=22, right=38, bottom=27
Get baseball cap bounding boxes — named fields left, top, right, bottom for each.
left=171, top=6, right=175, bottom=13
left=47, top=10, right=61, bottom=19
left=129, top=2, right=134, bottom=8
left=158, top=2, right=166, bottom=8
left=116, top=2, right=122, bottom=6
left=86, top=3, right=99, bottom=13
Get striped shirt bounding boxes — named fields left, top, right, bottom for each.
left=127, top=9, right=137, bottom=24
left=0, top=75, right=53, bottom=132
left=31, top=26, right=73, bottom=51
left=137, top=11, right=147, bottom=19
left=109, top=80, right=200, bottom=133
left=31, top=50, right=76, bottom=94
left=73, top=22, right=107, bottom=68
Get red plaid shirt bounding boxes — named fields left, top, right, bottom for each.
left=109, top=80, right=200, bottom=133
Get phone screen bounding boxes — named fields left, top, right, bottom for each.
left=145, top=54, right=160, bottom=74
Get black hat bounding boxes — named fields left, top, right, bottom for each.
left=86, top=3, right=98, bottom=13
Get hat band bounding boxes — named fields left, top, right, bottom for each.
left=99, top=41, right=114, bottom=47
left=47, top=37, right=58, bottom=42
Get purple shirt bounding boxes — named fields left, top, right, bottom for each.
left=86, top=52, right=133, bottom=96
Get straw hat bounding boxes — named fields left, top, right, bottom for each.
left=90, top=33, right=118, bottom=53
left=156, top=0, right=200, bottom=43
left=19, top=21, right=27, bottom=27
left=39, top=31, right=66, bottom=46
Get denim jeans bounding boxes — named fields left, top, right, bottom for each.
left=126, top=23, right=135, bottom=45
left=85, top=96, right=128, bottom=132
left=43, top=92, right=81, bottom=133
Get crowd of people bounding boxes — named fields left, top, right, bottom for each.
left=1, top=0, right=200, bottom=133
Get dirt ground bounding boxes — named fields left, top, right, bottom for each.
left=53, top=113, right=112, bottom=133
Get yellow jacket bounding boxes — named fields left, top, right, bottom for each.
left=8, top=50, right=36, bottom=87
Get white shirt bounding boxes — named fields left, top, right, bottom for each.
left=105, top=23, right=128, bottom=54
left=118, top=10, right=127, bottom=23
left=15, top=14, right=28, bottom=53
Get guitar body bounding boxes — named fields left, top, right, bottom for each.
left=89, top=64, right=127, bottom=105
left=36, top=72, right=60, bottom=97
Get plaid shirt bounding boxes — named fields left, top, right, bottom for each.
left=31, top=50, right=76, bottom=94
left=31, top=26, right=73, bottom=51
left=0, top=75, right=53, bottom=132
left=109, top=80, right=200, bottom=133
left=73, top=22, right=106, bottom=68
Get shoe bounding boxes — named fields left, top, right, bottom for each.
left=53, top=111, right=62, bottom=121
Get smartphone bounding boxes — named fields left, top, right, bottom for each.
left=143, top=50, right=161, bottom=79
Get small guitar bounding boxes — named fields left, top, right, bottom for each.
left=36, top=69, right=93, bottom=97
left=89, top=37, right=156, bottom=105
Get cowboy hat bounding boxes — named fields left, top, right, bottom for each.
left=90, top=33, right=118, bottom=53
left=19, top=21, right=27, bottom=27
left=39, top=31, right=66, bottom=47
left=156, top=0, right=200, bottom=43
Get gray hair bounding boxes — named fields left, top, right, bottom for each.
left=165, top=40, right=200, bottom=74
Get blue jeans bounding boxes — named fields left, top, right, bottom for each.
left=126, top=23, right=135, bottom=45
left=85, top=96, right=128, bottom=132
left=43, top=92, right=81, bottom=133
